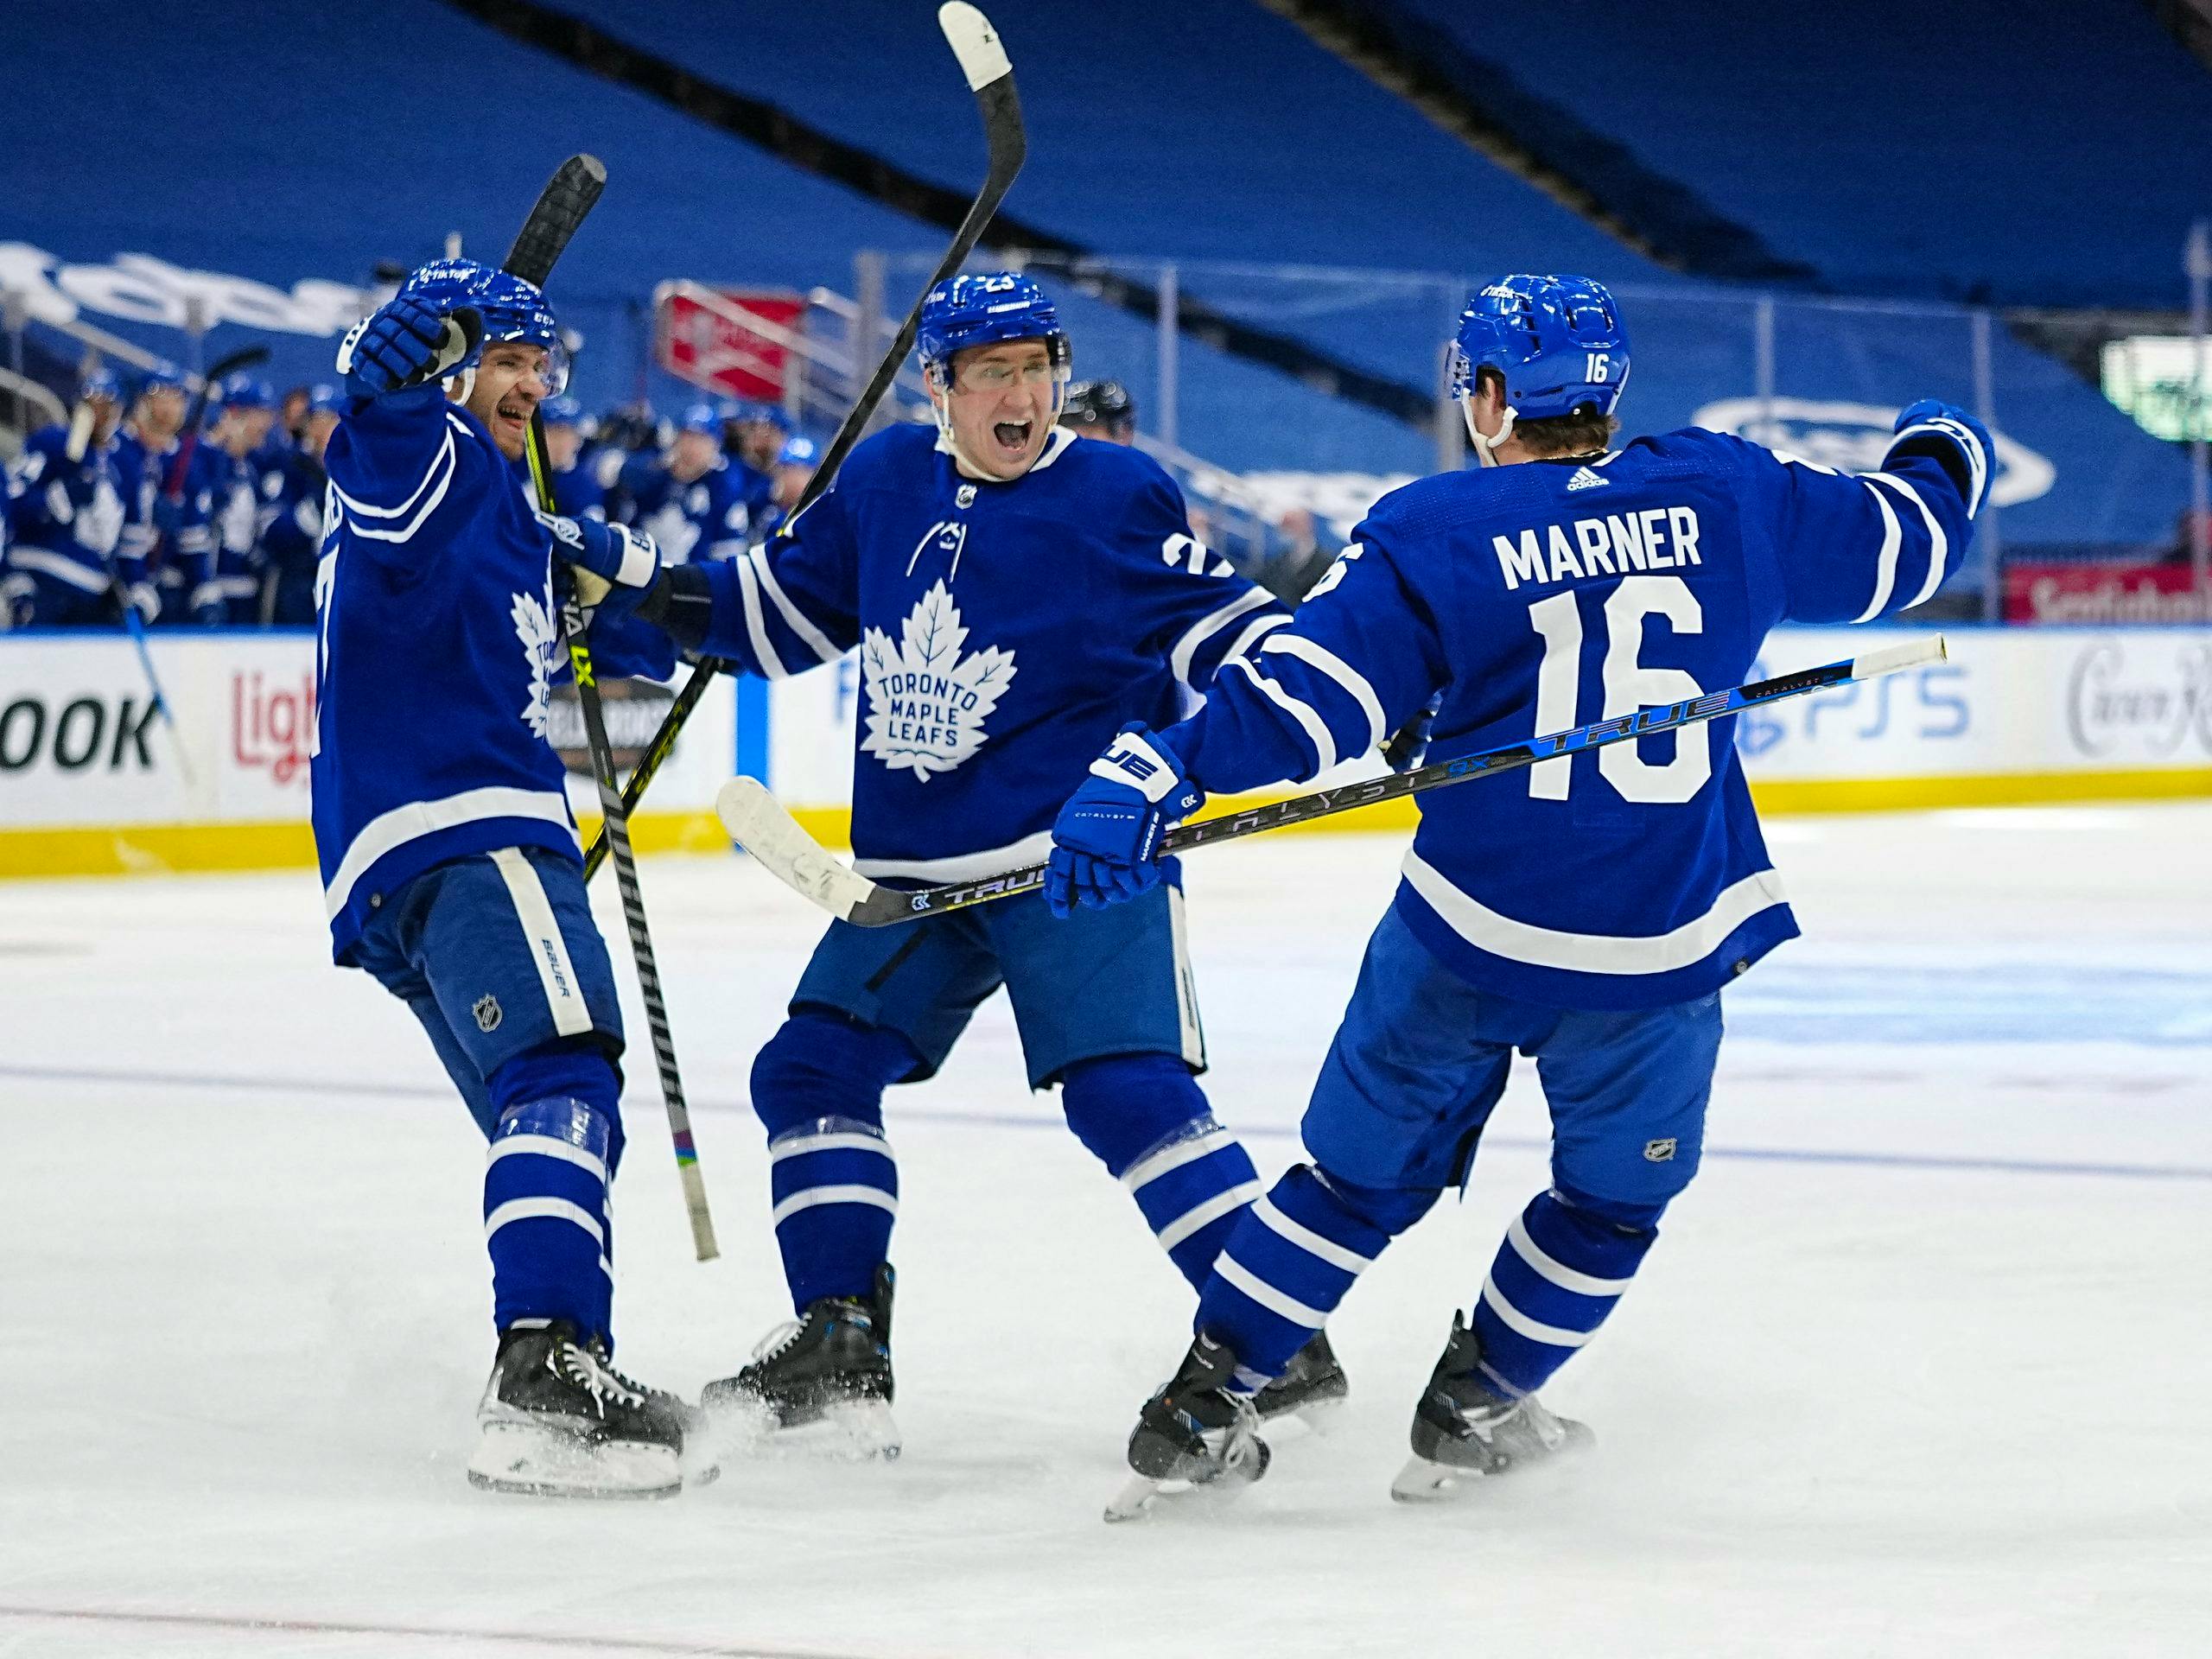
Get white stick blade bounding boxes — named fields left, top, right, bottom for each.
left=715, top=778, right=876, bottom=921
left=1849, top=636, right=1948, bottom=680
left=938, top=3, right=1011, bottom=90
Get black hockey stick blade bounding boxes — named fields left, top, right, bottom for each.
left=504, top=155, right=607, bottom=289
left=164, top=344, right=274, bottom=499
left=717, top=638, right=1950, bottom=928
left=585, top=6, right=1024, bottom=880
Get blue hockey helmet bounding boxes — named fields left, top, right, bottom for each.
left=80, top=367, right=124, bottom=404
left=776, top=434, right=819, bottom=468
left=915, top=272, right=1071, bottom=388
left=1452, top=275, right=1629, bottom=454
left=675, top=401, right=721, bottom=436
left=392, top=257, right=569, bottom=395
left=306, top=383, right=345, bottom=416
left=541, top=392, right=586, bottom=428
left=219, top=372, right=276, bottom=410
left=139, top=365, right=188, bottom=398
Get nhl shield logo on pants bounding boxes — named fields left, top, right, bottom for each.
left=474, top=994, right=503, bottom=1033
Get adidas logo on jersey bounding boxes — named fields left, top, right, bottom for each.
left=1565, top=466, right=1610, bottom=492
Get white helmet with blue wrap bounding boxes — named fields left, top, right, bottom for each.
left=915, top=271, right=1071, bottom=473
left=1452, top=274, right=1629, bottom=466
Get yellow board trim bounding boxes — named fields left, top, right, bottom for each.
left=5, top=767, right=2210, bottom=878
left=0, top=810, right=728, bottom=880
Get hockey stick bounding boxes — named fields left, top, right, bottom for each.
left=582, top=1, right=1024, bottom=881
left=718, top=637, right=1950, bottom=927
left=505, top=153, right=719, bottom=1262
left=162, top=344, right=272, bottom=499
left=117, top=601, right=198, bottom=789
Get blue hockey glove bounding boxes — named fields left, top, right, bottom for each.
left=189, top=582, right=226, bottom=626
left=121, top=582, right=160, bottom=626
left=1046, top=723, right=1205, bottom=919
left=1886, top=398, right=1995, bottom=516
left=538, top=511, right=661, bottom=613
left=336, top=296, right=479, bottom=399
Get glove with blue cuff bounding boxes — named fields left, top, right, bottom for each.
left=1886, top=398, right=1995, bottom=517
left=539, top=511, right=662, bottom=613
left=336, top=296, right=479, bottom=400
left=1046, top=722, right=1205, bottom=918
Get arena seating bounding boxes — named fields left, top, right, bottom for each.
left=1368, top=0, right=2212, bottom=309
left=526, top=0, right=1684, bottom=391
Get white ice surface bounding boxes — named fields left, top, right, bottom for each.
left=4, top=805, right=2210, bottom=1658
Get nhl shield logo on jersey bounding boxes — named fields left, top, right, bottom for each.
left=510, top=583, right=562, bottom=739
left=859, top=581, right=1016, bottom=781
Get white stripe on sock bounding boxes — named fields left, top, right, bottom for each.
left=1121, top=1126, right=1233, bottom=1193
left=485, top=1196, right=605, bottom=1248
left=1507, top=1215, right=1634, bottom=1298
left=487, top=1133, right=608, bottom=1185
left=1154, top=1180, right=1262, bottom=1252
left=771, top=1185, right=898, bottom=1226
left=1214, top=1251, right=1327, bottom=1328
left=1479, top=1275, right=1597, bottom=1349
left=1252, top=1194, right=1375, bottom=1274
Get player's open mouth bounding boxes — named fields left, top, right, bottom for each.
left=991, top=420, right=1032, bottom=454
left=495, top=401, right=531, bottom=429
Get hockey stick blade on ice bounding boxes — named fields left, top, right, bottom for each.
left=505, top=154, right=719, bottom=1262
left=584, top=1, right=1025, bottom=880
left=718, top=637, right=1951, bottom=928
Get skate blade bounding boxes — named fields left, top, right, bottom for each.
left=467, top=1421, right=682, bottom=1500
left=1103, top=1436, right=1270, bottom=1523
left=1389, top=1452, right=1484, bottom=1504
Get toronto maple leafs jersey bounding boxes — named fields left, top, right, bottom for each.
left=616, top=452, right=751, bottom=563
left=194, top=442, right=263, bottom=610
left=110, top=426, right=213, bottom=595
left=310, top=386, right=660, bottom=963
left=546, top=456, right=606, bottom=522
left=2, top=423, right=125, bottom=596
left=692, top=423, right=1291, bottom=881
left=1161, top=429, right=1980, bottom=1011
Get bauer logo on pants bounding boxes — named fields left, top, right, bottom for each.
left=1643, top=1137, right=1677, bottom=1162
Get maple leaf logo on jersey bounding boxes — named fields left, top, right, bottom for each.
left=858, top=581, right=1017, bottom=781
left=511, top=583, right=561, bottom=739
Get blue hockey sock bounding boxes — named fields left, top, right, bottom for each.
left=1061, top=1054, right=1261, bottom=1291
left=753, top=1013, right=916, bottom=1311
left=1468, top=1184, right=1662, bottom=1397
left=1200, top=1163, right=1436, bottom=1392
left=482, top=1045, right=624, bottom=1344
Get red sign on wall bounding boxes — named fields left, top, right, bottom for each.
left=657, top=287, right=806, bottom=402
left=2005, top=562, right=2212, bottom=625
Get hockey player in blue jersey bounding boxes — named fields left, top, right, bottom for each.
left=311, top=257, right=709, bottom=1498
left=258, top=385, right=340, bottom=626
left=557, top=273, right=1346, bottom=1452
left=539, top=394, right=606, bottom=522
left=2, top=369, right=126, bottom=627
left=108, top=368, right=219, bottom=626
left=197, top=374, right=279, bottom=623
left=613, top=403, right=752, bottom=563
left=1046, top=274, right=1992, bottom=1511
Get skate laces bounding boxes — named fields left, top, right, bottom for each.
left=553, top=1338, right=651, bottom=1415
left=750, top=1319, right=805, bottom=1363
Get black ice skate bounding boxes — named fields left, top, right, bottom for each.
left=1253, top=1331, right=1350, bottom=1429
left=1390, top=1312, right=1592, bottom=1503
left=701, top=1263, right=898, bottom=1459
left=467, top=1321, right=714, bottom=1500
left=1105, top=1331, right=1271, bottom=1522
